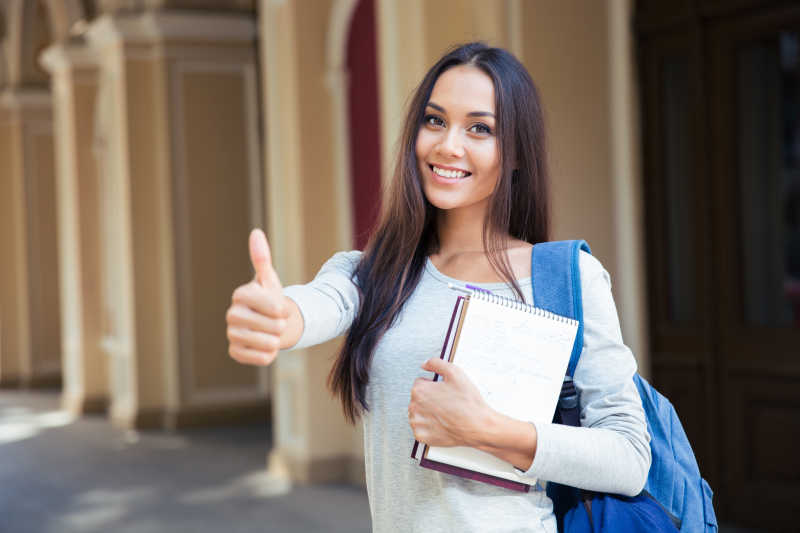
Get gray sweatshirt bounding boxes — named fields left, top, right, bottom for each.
left=283, top=250, right=650, bottom=533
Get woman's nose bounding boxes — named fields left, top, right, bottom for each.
left=436, top=129, right=465, bottom=158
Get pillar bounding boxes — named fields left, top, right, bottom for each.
left=40, top=38, right=109, bottom=413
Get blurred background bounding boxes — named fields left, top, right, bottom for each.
left=0, top=0, right=797, bottom=531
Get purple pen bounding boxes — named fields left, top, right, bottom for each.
left=447, top=283, right=495, bottom=295
left=465, top=284, right=494, bottom=295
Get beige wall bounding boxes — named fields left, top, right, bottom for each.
left=423, top=0, right=511, bottom=59
left=23, top=115, right=62, bottom=383
left=0, top=93, right=61, bottom=387
left=0, top=114, right=29, bottom=386
left=180, top=70, right=256, bottom=392
left=521, top=1, right=615, bottom=265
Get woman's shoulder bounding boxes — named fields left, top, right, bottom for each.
left=320, top=250, right=363, bottom=275
left=329, top=249, right=363, bottom=263
left=577, top=250, right=613, bottom=294
left=577, top=250, right=612, bottom=289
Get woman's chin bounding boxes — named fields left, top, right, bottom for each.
left=424, top=192, right=464, bottom=211
left=422, top=182, right=464, bottom=210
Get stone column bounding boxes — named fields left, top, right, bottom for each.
left=40, top=39, right=109, bottom=413
left=259, top=0, right=363, bottom=484
left=85, top=10, right=266, bottom=429
left=0, top=88, right=61, bottom=388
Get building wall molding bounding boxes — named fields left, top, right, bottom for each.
left=325, top=0, right=358, bottom=251
left=0, top=88, right=52, bottom=110
left=608, top=0, right=649, bottom=377
left=40, top=40, right=98, bottom=75
left=168, top=58, right=266, bottom=406
left=86, top=10, right=257, bottom=48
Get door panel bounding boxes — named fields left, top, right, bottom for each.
left=639, top=29, right=719, bottom=491
left=709, top=7, right=800, bottom=528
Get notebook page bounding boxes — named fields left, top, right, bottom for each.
left=425, top=296, right=578, bottom=483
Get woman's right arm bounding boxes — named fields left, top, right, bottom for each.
left=226, top=229, right=362, bottom=366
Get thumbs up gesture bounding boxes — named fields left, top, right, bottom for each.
left=226, top=229, right=293, bottom=366
left=249, top=228, right=282, bottom=289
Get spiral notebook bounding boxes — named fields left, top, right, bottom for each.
left=410, top=286, right=579, bottom=492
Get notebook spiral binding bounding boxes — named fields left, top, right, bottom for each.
left=470, top=289, right=578, bottom=326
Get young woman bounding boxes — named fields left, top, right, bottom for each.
left=226, top=43, right=650, bottom=532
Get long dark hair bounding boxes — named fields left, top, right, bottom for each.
left=329, top=42, right=551, bottom=423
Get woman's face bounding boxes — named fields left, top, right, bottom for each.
left=415, top=65, right=500, bottom=213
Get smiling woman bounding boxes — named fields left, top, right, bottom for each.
left=226, top=42, right=651, bottom=533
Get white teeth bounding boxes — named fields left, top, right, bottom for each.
left=432, top=166, right=468, bottom=179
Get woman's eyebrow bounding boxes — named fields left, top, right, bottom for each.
left=426, top=101, right=495, bottom=118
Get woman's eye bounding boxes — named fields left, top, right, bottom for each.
left=469, top=123, right=492, bottom=135
left=424, top=115, right=445, bottom=127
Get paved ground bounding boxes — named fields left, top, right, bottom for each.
left=0, top=389, right=371, bottom=533
left=0, top=389, right=764, bottom=533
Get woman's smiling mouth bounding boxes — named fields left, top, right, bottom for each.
left=429, top=164, right=472, bottom=179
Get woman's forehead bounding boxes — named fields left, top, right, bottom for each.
left=428, top=65, right=495, bottom=114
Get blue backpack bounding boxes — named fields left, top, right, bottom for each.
left=531, top=240, right=718, bottom=533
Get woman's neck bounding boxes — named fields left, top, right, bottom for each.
left=435, top=203, right=493, bottom=257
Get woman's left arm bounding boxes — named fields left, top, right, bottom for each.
left=408, top=252, right=650, bottom=496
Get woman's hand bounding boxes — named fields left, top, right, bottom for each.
left=408, top=357, right=495, bottom=448
left=409, top=357, right=539, bottom=471
left=226, top=229, right=293, bottom=366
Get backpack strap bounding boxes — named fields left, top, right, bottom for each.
left=533, top=240, right=593, bottom=523
left=531, top=240, right=591, bottom=378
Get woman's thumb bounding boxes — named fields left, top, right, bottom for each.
left=249, top=228, right=281, bottom=288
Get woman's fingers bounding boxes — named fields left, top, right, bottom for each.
left=229, top=344, right=277, bottom=366
left=227, top=326, right=281, bottom=353
left=226, top=304, right=287, bottom=334
left=249, top=228, right=283, bottom=289
left=232, top=281, right=288, bottom=318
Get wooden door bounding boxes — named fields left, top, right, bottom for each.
left=709, top=6, right=800, bottom=528
left=638, top=1, right=800, bottom=529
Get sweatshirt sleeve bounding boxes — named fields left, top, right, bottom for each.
left=282, top=250, right=362, bottom=350
left=519, top=251, right=651, bottom=497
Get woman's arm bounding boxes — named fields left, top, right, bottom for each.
left=281, top=250, right=362, bottom=350
left=280, top=298, right=304, bottom=349
left=517, top=252, right=650, bottom=496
